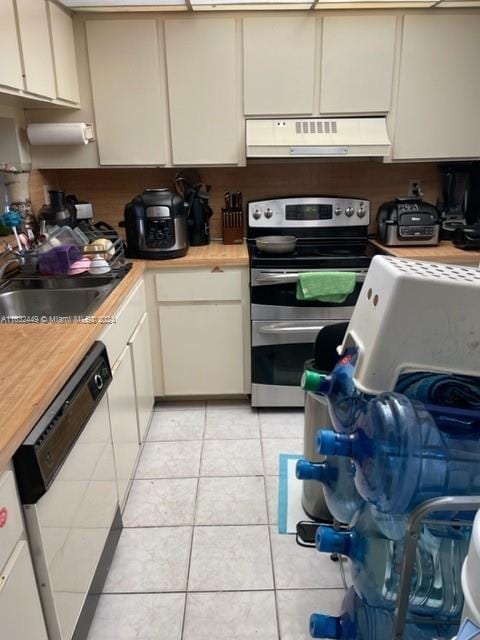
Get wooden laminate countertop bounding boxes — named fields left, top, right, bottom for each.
left=0, top=242, right=248, bottom=471
left=143, top=241, right=249, bottom=268
left=0, top=261, right=145, bottom=472
left=370, top=239, right=480, bottom=265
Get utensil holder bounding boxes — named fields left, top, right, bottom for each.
left=222, top=208, right=243, bottom=245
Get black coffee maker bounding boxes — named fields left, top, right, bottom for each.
left=437, top=163, right=480, bottom=240
left=175, top=169, right=213, bottom=246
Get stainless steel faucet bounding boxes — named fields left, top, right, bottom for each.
left=0, top=247, right=24, bottom=280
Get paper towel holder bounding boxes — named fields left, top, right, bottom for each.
left=26, top=122, right=95, bottom=146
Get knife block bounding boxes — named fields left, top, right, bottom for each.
left=222, top=208, right=243, bottom=244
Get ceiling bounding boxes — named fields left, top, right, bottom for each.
left=58, top=0, right=480, bottom=10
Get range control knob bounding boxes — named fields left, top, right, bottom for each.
left=252, top=209, right=261, bottom=220
left=335, top=207, right=343, bottom=216
left=345, top=207, right=355, bottom=217
left=264, top=208, right=273, bottom=219
left=357, top=207, right=367, bottom=219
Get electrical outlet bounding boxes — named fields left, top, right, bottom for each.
left=408, top=180, right=423, bottom=197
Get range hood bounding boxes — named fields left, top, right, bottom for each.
left=246, top=117, right=391, bottom=159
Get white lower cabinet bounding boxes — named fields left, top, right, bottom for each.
left=153, top=266, right=250, bottom=396
left=129, top=312, right=155, bottom=443
left=107, top=345, right=140, bottom=509
left=0, top=470, right=48, bottom=640
left=159, top=303, right=245, bottom=395
left=0, top=541, right=48, bottom=640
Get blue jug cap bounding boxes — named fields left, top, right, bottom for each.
left=310, top=613, right=341, bottom=638
left=317, top=430, right=352, bottom=457
left=316, top=526, right=351, bottom=555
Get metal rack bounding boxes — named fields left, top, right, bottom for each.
left=392, top=495, right=480, bottom=640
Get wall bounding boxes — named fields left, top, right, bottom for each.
left=30, top=160, right=441, bottom=239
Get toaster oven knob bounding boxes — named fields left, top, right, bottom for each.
left=264, top=208, right=273, bottom=219
left=357, top=208, right=366, bottom=218
left=335, top=207, right=343, bottom=216
left=253, top=209, right=261, bottom=220
left=345, top=207, right=355, bottom=217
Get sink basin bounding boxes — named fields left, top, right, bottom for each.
left=0, top=266, right=130, bottom=320
left=0, top=288, right=103, bottom=319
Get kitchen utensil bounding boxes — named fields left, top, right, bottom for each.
left=222, top=190, right=243, bottom=245
left=68, top=256, right=91, bottom=275
left=87, top=238, right=115, bottom=260
left=88, top=256, right=111, bottom=275
left=38, top=245, right=82, bottom=275
left=12, top=226, right=23, bottom=253
left=255, top=235, right=297, bottom=254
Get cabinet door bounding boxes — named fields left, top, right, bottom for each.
left=0, top=542, right=48, bottom=640
left=243, top=17, right=316, bottom=116
left=165, top=18, right=239, bottom=165
left=320, top=16, right=396, bottom=114
left=0, top=1, right=23, bottom=91
left=16, top=0, right=55, bottom=98
left=48, top=1, right=79, bottom=103
left=159, top=303, right=245, bottom=395
left=107, top=346, right=140, bottom=508
left=129, top=312, right=155, bottom=443
left=394, top=15, right=480, bottom=160
left=86, top=19, right=167, bottom=165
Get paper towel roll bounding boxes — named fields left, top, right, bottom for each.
left=27, top=122, right=95, bottom=146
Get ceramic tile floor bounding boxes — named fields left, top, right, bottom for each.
left=87, top=400, right=345, bottom=640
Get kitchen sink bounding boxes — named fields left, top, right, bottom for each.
left=0, top=289, right=102, bottom=319
left=0, top=275, right=122, bottom=320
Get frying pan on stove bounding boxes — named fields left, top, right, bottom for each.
left=255, top=235, right=297, bottom=254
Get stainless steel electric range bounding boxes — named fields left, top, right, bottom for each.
left=247, top=196, right=377, bottom=407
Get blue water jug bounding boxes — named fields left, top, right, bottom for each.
left=315, top=504, right=468, bottom=618
left=309, top=587, right=458, bottom=640
left=304, top=348, right=480, bottom=437
left=296, top=457, right=364, bottom=524
left=302, top=348, right=364, bottom=434
left=317, top=392, right=480, bottom=514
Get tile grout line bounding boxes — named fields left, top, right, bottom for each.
left=260, top=432, right=282, bottom=640
left=179, top=401, right=207, bottom=640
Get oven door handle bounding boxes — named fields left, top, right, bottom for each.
left=255, top=271, right=366, bottom=286
left=258, top=324, right=327, bottom=336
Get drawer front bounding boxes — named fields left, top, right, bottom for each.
left=101, top=278, right=146, bottom=366
left=155, top=269, right=243, bottom=302
left=0, top=541, right=48, bottom=640
left=0, top=471, right=23, bottom=572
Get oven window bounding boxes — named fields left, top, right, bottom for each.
left=251, top=281, right=363, bottom=308
left=252, top=343, right=313, bottom=386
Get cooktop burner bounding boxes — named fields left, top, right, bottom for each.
left=248, top=239, right=379, bottom=269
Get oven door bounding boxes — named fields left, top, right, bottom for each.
left=251, top=318, right=342, bottom=407
left=251, top=268, right=367, bottom=320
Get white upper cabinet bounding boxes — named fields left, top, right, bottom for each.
left=394, top=14, right=480, bottom=160
left=243, top=16, right=316, bottom=116
left=16, top=0, right=56, bottom=99
left=0, top=1, right=23, bottom=91
left=320, top=16, right=396, bottom=114
left=86, top=19, right=167, bottom=165
left=48, top=1, right=79, bottom=103
left=165, top=18, right=239, bottom=165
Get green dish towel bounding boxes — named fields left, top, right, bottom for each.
left=296, top=271, right=356, bottom=303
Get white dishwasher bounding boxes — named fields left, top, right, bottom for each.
left=14, top=342, right=121, bottom=640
